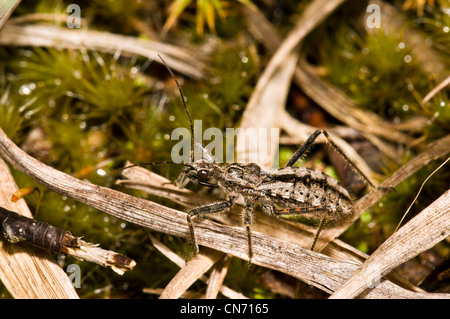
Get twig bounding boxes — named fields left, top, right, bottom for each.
left=1, top=206, right=67, bottom=252
left=62, top=240, right=135, bottom=275
left=0, top=206, right=136, bottom=275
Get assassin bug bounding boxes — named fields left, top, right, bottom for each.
left=119, top=55, right=389, bottom=266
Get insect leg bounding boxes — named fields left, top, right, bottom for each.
left=274, top=206, right=331, bottom=251
left=186, top=195, right=237, bottom=262
left=310, top=210, right=330, bottom=251
left=286, top=129, right=383, bottom=189
left=285, top=130, right=323, bottom=168
left=243, top=200, right=255, bottom=268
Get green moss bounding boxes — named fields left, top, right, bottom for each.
left=314, top=25, right=428, bottom=118
left=0, top=282, right=13, bottom=299
left=376, top=158, right=449, bottom=225
left=420, top=90, right=450, bottom=139
left=278, top=147, right=295, bottom=168
left=0, top=88, right=29, bottom=142
left=411, top=3, right=450, bottom=56
left=10, top=48, right=152, bottom=123
left=224, top=258, right=277, bottom=298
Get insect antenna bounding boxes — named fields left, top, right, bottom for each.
left=107, top=161, right=191, bottom=177
left=157, top=54, right=195, bottom=163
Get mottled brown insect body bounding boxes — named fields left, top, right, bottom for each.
left=257, top=166, right=353, bottom=218
left=122, top=56, right=386, bottom=267
left=183, top=158, right=356, bottom=265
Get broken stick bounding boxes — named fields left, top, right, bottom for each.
left=0, top=206, right=136, bottom=275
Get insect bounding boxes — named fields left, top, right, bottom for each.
left=119, top=55, right=389, bottom=266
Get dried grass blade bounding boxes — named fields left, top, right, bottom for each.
left=236, top=52, right=298, bottom=168
left=394, top=156, right=450, bottom=232
left=205, top=254, right=232, bottom=299
left=422, top=75, right=450, bottom=104
left=148, top=233, right=185, bottom=269
left=0, top=0, right=20, bottom=29
left=0, top=23, right=205, bottom=79
left=159, top=248, right=224, bottom=299
left=313, top=134, right=450, bottom=252
left=294, top=56, right=416, bottom=146
left=148, top=233, right=246, bottom=299
left=247, top=0, right=346, bottom=104
left=330, top=190, right=450, bottom=299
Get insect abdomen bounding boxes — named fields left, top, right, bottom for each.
left=257, top=167, right=352, bottom=215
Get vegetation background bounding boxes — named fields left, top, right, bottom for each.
left=0, top=0, right=448, bottom=298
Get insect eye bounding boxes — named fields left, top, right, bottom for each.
left=198, top=169, right=210, bottom=179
